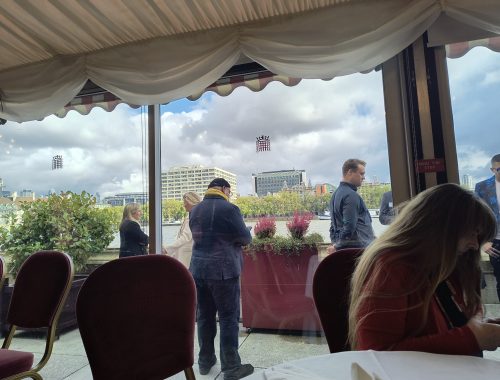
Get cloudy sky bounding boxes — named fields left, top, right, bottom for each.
left=1, top=47, right=499, bottom=198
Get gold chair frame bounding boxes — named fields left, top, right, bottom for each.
left=1, top=251, right=74, bottom=380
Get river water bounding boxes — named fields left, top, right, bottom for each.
left=109, top=218, right=388, bottom=248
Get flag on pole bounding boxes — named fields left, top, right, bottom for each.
left=256, top=135, right=271, bottom=152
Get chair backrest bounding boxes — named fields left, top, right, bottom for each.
left=312, top=248, right=363, bottom=353
left=77, top=255, right=196, bottom=380
left=0, top=256, right=6, bottom=291
left=7, top=250, right=74, bottom=329
left=1, top=250, right=74, bottom=378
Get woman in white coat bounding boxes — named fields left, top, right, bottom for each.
left=164, top=192, right=202, bottom=268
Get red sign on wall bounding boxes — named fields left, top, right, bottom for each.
left=415, top=158, right=445, bottom=173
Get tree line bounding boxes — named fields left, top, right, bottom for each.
left=108, top=185, right=391, bottom=222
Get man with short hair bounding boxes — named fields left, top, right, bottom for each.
left=189, top=178, right=254, bottom=380
left=475, top=154, right=500, bottom=301
left=329, top=158, right=375, bottom=250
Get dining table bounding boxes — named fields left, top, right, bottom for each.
left=245, top=350, right=500, bottom=380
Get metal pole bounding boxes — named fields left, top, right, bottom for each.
left=147, top=104, right=162, bottom=253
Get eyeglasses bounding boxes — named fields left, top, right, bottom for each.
left=223, top=187, right=232, bottom=196
left=492, top=167, right=500, bottom=173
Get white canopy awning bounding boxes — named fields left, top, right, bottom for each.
left=1, top=0, right=500, bottom=122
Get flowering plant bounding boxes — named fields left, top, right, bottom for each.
left=253, top=216, right=276, bottom=239
left=286, top=212, right=314, bottom=240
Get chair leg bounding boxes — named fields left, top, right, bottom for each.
left=3, top=371, right=43, bottom=380
left=184, top=366, right=196, bottom=380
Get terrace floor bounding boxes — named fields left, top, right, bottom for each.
left=8, top=304, right=500, bottom=379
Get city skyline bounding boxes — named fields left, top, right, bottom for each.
left=0, top=47, right=498, bottom=198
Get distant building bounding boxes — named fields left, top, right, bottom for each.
left=102, top=192, right=148, bottom=207
left=52, top=155, right=63, bottom=170
left=162, top=165, right=237, bottom=200
left=19, top=189, right=34, bottom=198
left=461, top=174, right=474, bottom=190
left=252, top=169, right=306, bottom=197
left=281, top=182, right=315, bottom=197
left=0, top=190, right=11, bottom=198
left=315, top=183, right=335, bottom=195
left=11, top=190, right=36, bottom=204
left=0, top=178, right=10, bottom=198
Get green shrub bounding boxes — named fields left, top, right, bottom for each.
left=0, top=191, right=117, bottom=276
left=246, top=232, right=324, bottom=257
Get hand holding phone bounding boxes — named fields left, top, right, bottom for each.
left=484, top=317, right=500, bottom=325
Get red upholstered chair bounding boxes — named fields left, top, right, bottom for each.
left=0, top=255, right=6, bottom=291
left=0, top=250, right=74, bottom=380
left=77, top=254, right=196, bottom=380
left=312, top=248, right=363, bottom=353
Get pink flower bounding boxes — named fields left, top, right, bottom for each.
left=254, top=216, right=276, bottom=239
left=286, top=211, right=314, bottom=239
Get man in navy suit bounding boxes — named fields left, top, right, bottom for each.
left=475, top=154, right=500, bottom=301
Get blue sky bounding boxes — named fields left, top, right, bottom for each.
left=0, top=47, right=498, bottom=198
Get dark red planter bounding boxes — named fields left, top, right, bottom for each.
left=241, top=246, right=322, bottom=332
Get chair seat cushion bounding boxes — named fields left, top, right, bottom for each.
left=0, top=348, right=34, bottom=378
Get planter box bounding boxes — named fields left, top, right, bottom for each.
left=0, top=275, right=87, bottom=337
left=241, top=246, right=322, bottom=332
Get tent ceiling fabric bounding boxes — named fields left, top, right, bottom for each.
left=1, top=0, right=500, bottom=122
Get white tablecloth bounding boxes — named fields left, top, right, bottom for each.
left=246, top=350, right=500, bottom=380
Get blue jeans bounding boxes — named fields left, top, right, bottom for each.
left=194, top=276, right=241, bottom=373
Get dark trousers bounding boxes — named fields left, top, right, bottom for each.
left=490, top=240, right=500, bottom=302
left=194, top=276, right=241, bottom=373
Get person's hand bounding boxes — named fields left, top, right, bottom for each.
left=484, top=316, right=500, bottom=325
left=482, top=242, right=500, bottom=258
left=326, top=245, right=336, bottom=254
left=467, top=316, right=500, bottom=351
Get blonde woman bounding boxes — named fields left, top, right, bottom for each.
left=349, top=183, right=500, bottom=355
left=119, top=203, right=149, bottom=258
left=164, top=192, right=201, bottom=268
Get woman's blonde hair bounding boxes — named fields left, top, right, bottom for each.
left=348, top=183, right=496, bottom=348
left=121, top=203, right=142, bottom=226
left=183, top=192, right=202, bottom=207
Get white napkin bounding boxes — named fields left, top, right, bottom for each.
left=351, top=362, right=382, bottom=380
left=264, top=363, right=330, bottom=380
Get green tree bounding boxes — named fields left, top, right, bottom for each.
left=101, top=205, right=124, bottom=230
left=0, top=192, right=117, bottom=276
left=162, top=199, right=185, bottom=221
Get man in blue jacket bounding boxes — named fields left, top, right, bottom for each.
left=189, top=178, right=253, bottom=380
left=329, top=158, right=374, bottom=250
left=378, top=191, right=394, bottom=225
left=475, top=154, right=500, bottom=301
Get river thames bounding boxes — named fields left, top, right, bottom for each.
left=109, top=218, right=388, bottom=248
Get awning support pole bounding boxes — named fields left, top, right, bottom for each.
left=148, top=104, right=162, bottom=253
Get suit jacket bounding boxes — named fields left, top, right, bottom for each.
left=475, top=176, right=500, bottom=224
left=379, top=191, right=394, bottom=225
left=119, top=219, right=149, bottom=257
left=189, top=193, right=252, bottom=280
left=329, top=182, right=374, bottom=248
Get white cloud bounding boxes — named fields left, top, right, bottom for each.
left=1, top=47, right=499, bottom=198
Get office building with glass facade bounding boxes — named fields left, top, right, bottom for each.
left=252, top=170, right=306, bottom=197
